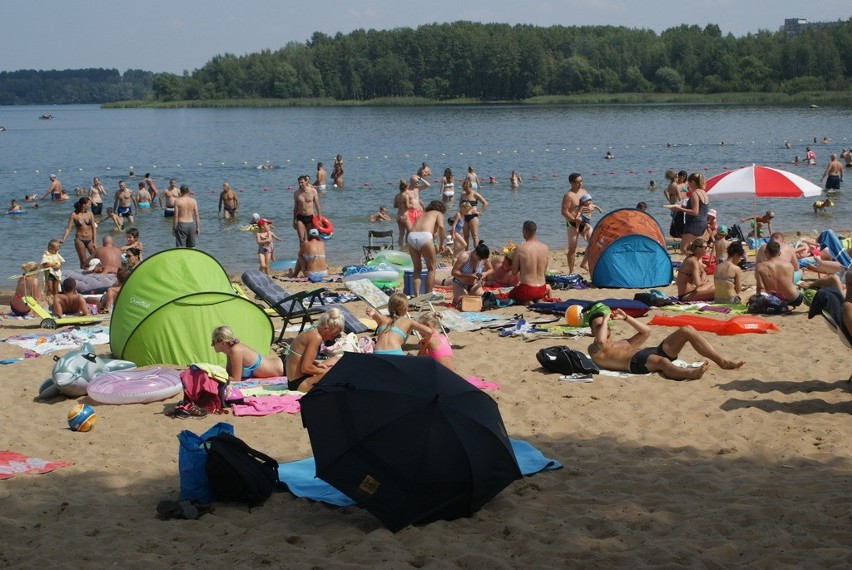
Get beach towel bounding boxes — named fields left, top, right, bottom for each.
left=3, top=326, right=110, bottom=355
left=0, top=451, right=71, bottom=480
left=277, top=439, right=561, bottom=506
left=529, top=299, right=650, bottom=318
left=231, top=395, right=303, bottom=416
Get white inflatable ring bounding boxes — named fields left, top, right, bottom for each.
left=342, top=268, right=400, bottom=283
left=372, top=250, right=413, bottom=269
left=87, top=368, right=183, bottom=405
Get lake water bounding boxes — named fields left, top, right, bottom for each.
left=0, top=104, right=848, bottom=279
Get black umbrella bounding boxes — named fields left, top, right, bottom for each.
left=300, top=352, right=521, bottom=532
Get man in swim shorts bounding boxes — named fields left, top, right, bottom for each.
left=821, top=153, right=843, bottom=191
left=218, top=182, right=239, bottom=220
left=315, top=162, right=327, bottom=191
left=561, top=173, right=589, bottom=274
left=173, top=185, right=200, bottom=248
left=160, top=178, right=180, bottom=217
left=587, top=306, right=744, bottom=381
left=293, top=175, right=321, bottom=242
left=508, top=220, right=550, bottom=304
left=755, top=241, right=805, bottom=308
left=43, top=174, right=63, bottom=201
left=113, top=181, right=135, bottom=224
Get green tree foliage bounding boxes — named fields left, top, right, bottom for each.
left=2, top=19, right=850, bottom=104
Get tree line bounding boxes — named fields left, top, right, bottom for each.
left=2, top=20, right=850, bottom=105
left=153, top=20, right=851, bottom=102
left=0, top=68, right=154, bottom=105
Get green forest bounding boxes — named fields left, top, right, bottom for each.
left=3, top=19, right=851, bottom=105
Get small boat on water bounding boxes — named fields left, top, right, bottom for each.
left=39, top=114, right=54, bottom=120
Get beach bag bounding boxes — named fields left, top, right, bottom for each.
left=204, top=432, right=279, bottom=507
left=481, top=291, right=514, bottom=311
left=536, top=346, right=600, bottom=375
left=178, top=422, right=234, bottom=504
left=747, top=293, right=790, bottom=315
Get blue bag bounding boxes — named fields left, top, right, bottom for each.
left=178, top=422, right=234, bottom=503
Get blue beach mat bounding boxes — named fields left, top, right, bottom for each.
left=278, top=438, right=562, bottom=506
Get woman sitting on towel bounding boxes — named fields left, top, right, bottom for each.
left=211, top=325, right=284, bottom=384
left=451, top=241, right=493, bottom=306
left=284, top=309, right=345, bottom=392
left=676, top=238, right=715, bottom=302
left=366, top=293, right=433, bottom=356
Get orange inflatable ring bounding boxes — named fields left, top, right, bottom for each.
left=312, top=215, right=334, bottom=235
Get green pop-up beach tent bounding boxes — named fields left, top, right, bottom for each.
left=109, top=249, right=273, bottom=366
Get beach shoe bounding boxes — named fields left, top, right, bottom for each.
left=171, top=402, right=208, bottom=419
left=156, top=499, right=214, bottom=520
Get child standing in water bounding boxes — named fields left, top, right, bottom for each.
left=417, top=312, right=453, bottom=370
left=255, top=219, right=281, bottom=274
left=365, top=293, right=433, bottom=356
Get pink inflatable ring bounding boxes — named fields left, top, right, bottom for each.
left=87, top=368, right=183, bottom=405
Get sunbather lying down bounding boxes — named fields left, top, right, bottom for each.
left=586, top=306, right=744, bottom=381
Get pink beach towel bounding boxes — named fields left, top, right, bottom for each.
left=465, top=376, right=500, bottom=390
left=231, top=395, right=303, bottom=416
left=0, top=451, right=71, bottom=480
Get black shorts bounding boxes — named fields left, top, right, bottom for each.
left=629, top=344, right=676, bottom=374
left=296, top=213, right=314, bottom=225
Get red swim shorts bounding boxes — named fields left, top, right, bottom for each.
left=406, top=208, right=423, bottom=226
left=508, top=283, right=548, bottom=303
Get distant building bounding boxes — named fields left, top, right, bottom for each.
left=782, top=18, right=842, bottom=36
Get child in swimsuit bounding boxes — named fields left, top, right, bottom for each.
left=365, top=293, right=433, bottom=356
left=211, top=325, right=284, bottom=385
left=417, top=312, right=453, bottom=370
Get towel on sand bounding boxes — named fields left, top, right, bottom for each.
left=0, top=451, right=71, bottom=480
left=277, top=439, right=562, bottom=506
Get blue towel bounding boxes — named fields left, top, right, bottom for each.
left=278, top=438, right=562, bottom=506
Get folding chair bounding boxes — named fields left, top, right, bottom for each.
left=23, top=296, right=102, bottom=330
left=241, top=270, right=368, bottom=341
left=363, top=229, right=394, bottom=262
left=807, top=287, right=852, bottom=381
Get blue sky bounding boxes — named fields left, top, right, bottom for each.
left=2, top=0, right=848, bottom=73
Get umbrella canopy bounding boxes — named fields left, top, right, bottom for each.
left=300, top=353, right=522, bottom=532
left=705, top=164, right=822, bottom=199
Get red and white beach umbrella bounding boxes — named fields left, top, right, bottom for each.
left=705, top=164, right=822, bottom=199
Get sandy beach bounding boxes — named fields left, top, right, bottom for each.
left=1, top=240, right=851, bottom=569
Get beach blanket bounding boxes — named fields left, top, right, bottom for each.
left=529, top=298, right=650, bottom=318
left=0, top=451, right=71, bottom=480
left=3, top=326, right=110, bottom=355
left=277, top=439, right=561, bottom=506
left=660, top=302, right=749, bottom=315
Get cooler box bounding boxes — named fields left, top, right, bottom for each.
left=403, top=270, right=428, bottom=296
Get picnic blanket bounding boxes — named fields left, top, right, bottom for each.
left=3, top=326, right=110, bottom=355
left=277, top=438, right=561, bottom=506
left=0, top=451, right=71, bottom=480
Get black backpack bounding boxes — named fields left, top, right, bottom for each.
left=204, top=432, right=279, bottom=507
left=536, top=346, right=600, bottom=375
left=747, top=293, right=790, bottom=315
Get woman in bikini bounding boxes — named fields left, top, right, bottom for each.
left=211, top=325, right=284, bottom=384
left=714, top=242, right=749, bottom=304
left=450, top=241, right=493, bottom=306
left=366, top=293, right=433, bottom=356
left=393, top=179, right=414, bottom=248
left=59, top=197, right=97, bottom=269
left=441, top=168, right=455, bottom=203
left=676, top=238, right=715, bottom=301
left=10, top=261, right=40, bottom=316
left=459, top=178, right=488, bottom=250
left=290, top=228, right=327, bottom=281
left=284, top=309, right=345, bottom=392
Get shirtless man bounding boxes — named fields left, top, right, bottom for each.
left=587, top=306, right=743, bottom=381
left=94, top=235, right=122, bottom=274
left=755, top=241, right=804, bottom=307
left=43, top=174, right=63, bottom=200
left=218, top=182, right=239, bottom=220
left=756, top=232, right=800, bottom=281
left=821, top=154, right=843, bottom=191
left=561, top=173, right=589, bottom=274
left=314, top=163, right=327, bottom=191
left=88, top=176, right=107, bottom=215
left=293, top=175, right=321, bottom=243
left=508, top=220, right=550, bottom=304
left=113, top=181, right=135, bottom=224
left=143, top=173, right=158, bottom=204
left=160, top=178, right=180, bottom=217
left=173, top=185, right=200, bottom=248
left=53, top=278, right=89, bottom=317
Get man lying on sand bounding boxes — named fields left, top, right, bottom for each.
left=587, top=305, right=744, bottom=381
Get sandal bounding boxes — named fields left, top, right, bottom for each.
left=170, top=402, right=208, bottom=419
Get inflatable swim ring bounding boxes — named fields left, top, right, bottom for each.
left=312, top=215, right=334, bottom=235
left=6, top=210, right=25, bottom=215
left=342, top=264, right=400, bottom=284
left=270, top=259, right=297, bottom=272
left=87, top=368, right=182, bottom=404
left=372, top=250, right=414, bottom=270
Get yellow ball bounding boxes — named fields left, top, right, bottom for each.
left=67, top=404, right=97, bottom=432
left=565, top=305, right=585, bottom=327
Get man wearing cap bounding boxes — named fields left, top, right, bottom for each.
left=587, top=305, right=744, bottom=380
left=43, top=174, right=63, bottom=201
left=84, top=258, right=104, bottom=274
left=713, top=225, right=731, bottom=261
left=577, top=193, right=603, bottom=271
left=173, top=184, right=200, bottom=248
left=561, top=173, right=590, bottom=274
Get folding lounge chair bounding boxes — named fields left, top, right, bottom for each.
left=362, top=229, right=394, bottom=262
left=23, top=296, right=103, bottom=330
left=807, top=287, right=852, bottom=381
left=241, top=270, right=368, bottom=341
left=817, top=230, right=852, bottom=269
left=344, top=278, right=449, bottom=337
